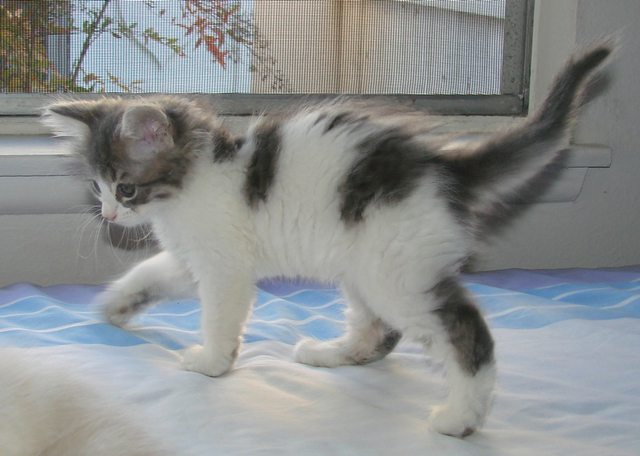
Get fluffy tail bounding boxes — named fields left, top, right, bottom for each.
left=438, top=40, right=614, bottom=238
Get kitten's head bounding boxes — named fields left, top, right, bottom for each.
left=43, top=97, right=210, bottom=227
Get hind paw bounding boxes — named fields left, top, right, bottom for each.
left=428, top=404, right=481, bottom=438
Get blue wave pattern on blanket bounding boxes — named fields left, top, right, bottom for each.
left=1, top=267, right=640, bottom=349
left=468, top=266, right=640, bottom=329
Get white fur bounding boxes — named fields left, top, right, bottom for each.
left=429, top=362, right=497, bottom=436
left=41, top=110, right=91, bottom=139
left=0, top=348, right=171, bottom=456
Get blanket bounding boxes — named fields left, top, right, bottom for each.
left=1, top=267, right=639, bottom=455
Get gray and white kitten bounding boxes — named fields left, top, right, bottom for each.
left=43, top=43, right=612, bottom=437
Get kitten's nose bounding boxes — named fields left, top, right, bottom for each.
left=102, top=208, right=117, bottom=221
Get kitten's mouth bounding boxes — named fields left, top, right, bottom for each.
left=103, top=214, right=143, bottom=228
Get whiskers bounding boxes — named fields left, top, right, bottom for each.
left=106, top=222, right=158, bottom=268
left=69, top=204, right=104, bottom=264
left=69, top=205, right=157, bottom=270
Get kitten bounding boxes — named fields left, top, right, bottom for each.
left=0, top=348, right=171, bottom=456
left=42, top=42, right=612, bottom=437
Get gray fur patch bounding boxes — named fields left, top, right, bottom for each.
left=350, top=324, right=402, bottom=365
left=213, top=128, right=238, bottom=162
left=118, top=289, right=155, bottom=315
left=339, top=127, right=433, bottom=224
left=324, top=111, right=368, bottom=133
left=431, top=277, right=494, bottom=376
left=368, top=327, right=402, bottom=363
left=243, top=118, right=282, bottom=208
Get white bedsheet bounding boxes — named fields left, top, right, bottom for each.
left=1, top=268, right=639, bottom=455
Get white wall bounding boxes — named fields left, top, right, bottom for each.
left=0, top=214, right=155, bottom=286
left=477, top=0, right=640, bottom=270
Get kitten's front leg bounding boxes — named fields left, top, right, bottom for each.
left=101, top=251, right=196, bottom=326
left=182, top=273, right=255, bottom=377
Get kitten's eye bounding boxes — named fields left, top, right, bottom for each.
left=90, top=180, right=101, bottom=195
left=117, top=183, right=137, bottom=199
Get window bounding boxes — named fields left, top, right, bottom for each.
left=0, top=0, right=533, bottom=116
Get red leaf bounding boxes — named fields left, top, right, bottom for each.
left=203, top=35, right=217, bottom=50
left=212, top=47, right=229, bottom=68
left=215, top=51, right=229, bottom=68
left=195, top=16, right=206, bottom=32
left=212, top=28, right=224, bottom=45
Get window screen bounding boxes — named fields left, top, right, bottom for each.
left=0, top=0, right=532, bottom=115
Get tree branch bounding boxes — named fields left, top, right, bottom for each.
left=71, top=0, right=112, bottom=84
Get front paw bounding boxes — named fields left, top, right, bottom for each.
left=181, top=345, right=236, bottom=377
left=100, top=287, right=152, bottom=327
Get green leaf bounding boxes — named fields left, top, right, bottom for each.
left=49, top=25, right=72, bottom=34
left=170, top=44, right=185, bottom=56
left=83, top=73, right=101, bottom=83
left=101, top=17, right=113, bottom=28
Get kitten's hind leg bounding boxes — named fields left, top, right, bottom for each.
left=421, top=277, right=496, bottom=438
left=101, top=251, right=196, bottom=326
left=295, top=286, right=401, bottom=367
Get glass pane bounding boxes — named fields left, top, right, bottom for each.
left=1, top=0, right=506, bottom=95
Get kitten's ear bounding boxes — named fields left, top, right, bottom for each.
left=42, top=100, right=105, bottom=138
left=121, top=105, right=174, bottom=158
